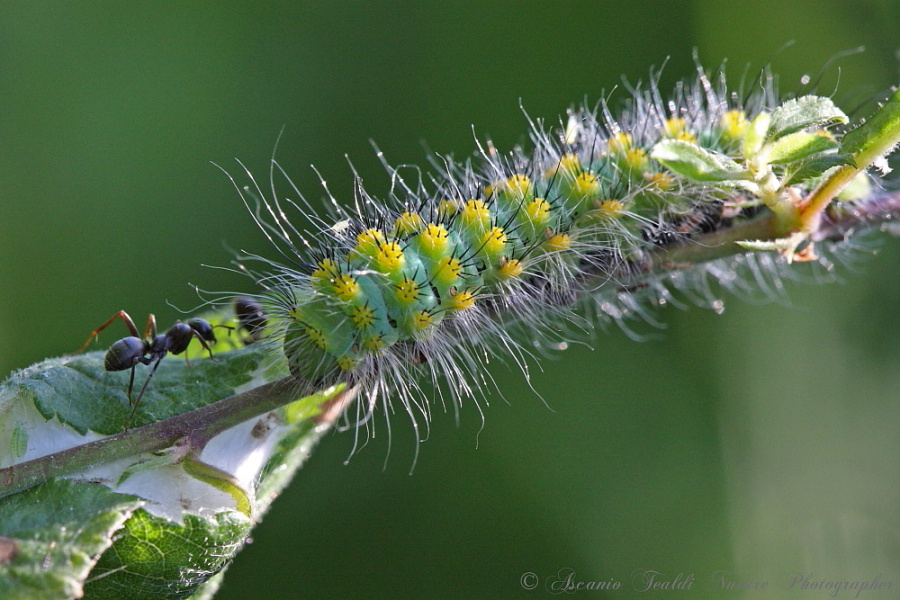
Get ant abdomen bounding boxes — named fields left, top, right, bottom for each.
left=104, top=336, right=145, bottom=372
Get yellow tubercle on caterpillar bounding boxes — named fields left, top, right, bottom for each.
left=517, top=197, right=552, bottom=242
left=433, top=256, right=462, bottom=284
left=575, top=198, right=625, bottom=231
left=437, top=199, right=460, bottom=219
left=448, top=288, right=476, bottom=311
left=546, top=152, right=582, bottom=177
left=572, top=171, right=600, bottom=197
left=543, top=231, right=572, bottom=252
left=525, top=198, right=551, bottom=224
left=417, top=223, right=450, bottom=256
left=460, top=199, right=491, bottom=231
left=607, top=131, right=632, bottom=153
left=479, top=226, right=508, bottom=256
left=662, top=116, right=697, bottom=143
left=311, top=257, right=340, bottom=280
left=623, top=147, right=649, bottom=172
left=349, top=304, right=376, bottom=329
left=720, top=109, right=749, bottom=141
left=355, top=228, right=386, bottom=256
left=362, top=333, right=384, bottom=351
left=505, top=174, right=532, bottom=198
left=558, top=152, right=581, bottom=173
left=412, top=310, right=432, bottom=330
left=373, top=240, right=404, bottom=273
left=597, top=198, right=625, bottom=217
left=336, top=355, right=356, bottom=371
left=305, top=326, right=327, bottom=350
left=644, top=172, right=674, bottom=191
left=662, top=116, right=685, bottom=137
left=496, top=256, right=523, bottom=279
left=578, top=198, right=626, bottom=225
left=331, top=273, right=360, bottom=299
left=394, top=277, right=420, bottom=305
left=394, top=211, right=424, bottom=236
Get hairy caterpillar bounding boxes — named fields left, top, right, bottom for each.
left=224, top=64, right=893, bottom=447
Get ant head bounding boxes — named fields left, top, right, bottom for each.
left=186, top=318, right=217, bottom=344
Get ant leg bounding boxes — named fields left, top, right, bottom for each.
left=70, top=310, right=140, bottom=355
left=179, top=329, right=217, bottom=368
left=214, top=323, right=236, bottom=340
left=126, top=362, right=137, bottom=405
left=143, top=314, right=157, bottom=339
left=124, top=354, right=164, bottom=430
left=190, top=329, right=218, bottom=361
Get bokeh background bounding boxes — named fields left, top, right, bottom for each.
left=1, top=2, right=898, bottom=598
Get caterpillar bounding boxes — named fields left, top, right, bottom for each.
left=223, top=63, right=892, bottom=444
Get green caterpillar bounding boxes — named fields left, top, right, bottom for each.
left=228, top=65, right=876, bottom=426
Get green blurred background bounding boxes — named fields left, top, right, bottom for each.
left=1, top=2, right=898, bottom=598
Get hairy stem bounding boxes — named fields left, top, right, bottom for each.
left=579, top=191, right=899, bottom=301
left=653, top=192, right=899, bottom=272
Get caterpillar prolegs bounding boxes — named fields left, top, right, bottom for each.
left=227, top=64, right=894, bottom=436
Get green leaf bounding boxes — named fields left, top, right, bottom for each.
left=651, top=139, right=748, bottom=181
left=186, top=571, right=228, bottom=600
left=19, top=345, right=266, bottom=435
left=742, top=111, right=770, bottom=157
left=1, top=330, right=348, bottom=599
left=0, top=479, right=143, bottom=600
left=82, top=508, right=250, bottom=600
left=765, top=95, right=848, bottom=142
left=768, top=131, right=838, bottom=164
left=840, top=87, right=900, bottom=160
left=782, top=152, right=853, bottom=186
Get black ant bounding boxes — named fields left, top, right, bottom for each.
left=71, top=311, right=218, bottom=427
left=233, top=296, right=267, bottom=343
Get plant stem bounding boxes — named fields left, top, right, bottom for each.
left=797, top=164, right=859, bottom=230
left=0, top=377, right=355, bottom=499
left=578, top=191, right=899, bottom=297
